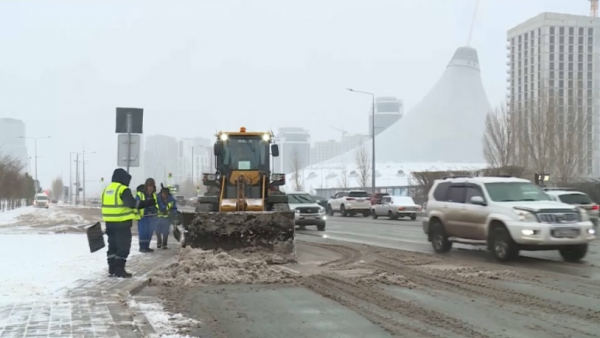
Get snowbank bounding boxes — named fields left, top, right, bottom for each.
left=0, top=206, right=35, bottom=226
left=153, top=247, right=298, bottom=287
left=0, top=233, right=140, bottom=305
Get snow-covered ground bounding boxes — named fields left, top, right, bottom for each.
left=129, top=299, right=198, bottom=338
left=0, top=205, right=186, bottom=336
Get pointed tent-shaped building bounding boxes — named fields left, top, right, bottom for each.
left=291, top=47, right=491, bottom=191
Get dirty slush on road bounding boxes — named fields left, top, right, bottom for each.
left=140, top=240, right=600, bottom=338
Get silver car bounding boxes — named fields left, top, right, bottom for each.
left=371, top=196, right=421, bottom=220
left=544, top=189, right=599, bottom=228
left=288, top=192, right=326, bottom=231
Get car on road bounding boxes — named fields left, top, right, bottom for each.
left=175, top=195, right=186, bottom=206
left=422, top=176, right=596, bottom=262
left=327, top=190, right=371, bottom=217
left=371, top=195, right=421, bottom=220
left=288, top=192, right=326, bottom=231
left=543, top=188, right=599, bottom=228
left=33, top=193, right=49, bottom=209
left=311, top=195, right=328, bottom=210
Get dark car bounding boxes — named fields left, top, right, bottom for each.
left=175, top=195, right=186, bottom=206
left=311, top=196, right=328, bottom=209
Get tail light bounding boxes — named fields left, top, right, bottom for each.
left=346, top=197, right=355, bottom=201
left=592, top=205, right=599, bottom=211
left=398, top=206, right=405, bottom=210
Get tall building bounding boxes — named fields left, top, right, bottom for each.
left=144, top=134, right=178, bottom=184
left=176, top=137, right=212, bottom=184
left=508, top=13, right=600, bottom=175
left=311, top=139, right=340, bottom=164
left=369, top=97, right=403, bottom=137
left=274, top=127, right=310, bottom=174
left=0, top=118, right=28, bottom=171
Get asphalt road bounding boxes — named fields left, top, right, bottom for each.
left=297, top=215, right=600, bottom=279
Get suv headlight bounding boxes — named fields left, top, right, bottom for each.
left=319, top=207, right=325, bottom=214
left=513, top=209, right=537, bottom=222
left=578, top=207, right=590, bottom=222
left=295, top=209, right=300, bottom=214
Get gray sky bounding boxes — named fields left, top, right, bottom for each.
left=0, top=0, right=587, bottom=192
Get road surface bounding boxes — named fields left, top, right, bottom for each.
left=297, top=215, right=600, bottom=280
left=140, top=215, right=600, bottom=337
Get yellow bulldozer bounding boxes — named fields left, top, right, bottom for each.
left=180, top=127, right=295, bottom=255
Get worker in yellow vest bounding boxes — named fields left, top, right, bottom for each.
left=102, top=169, right=155, bottom=278
left=135, top=178, right=159, bottom=253
left=156, top=186, right=178, bottom=249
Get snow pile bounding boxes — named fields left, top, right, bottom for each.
left=153, top=247, right=298, bottom=287
left=16, top=208, right=86, bottom=227
left=0, top=206, right=35, bottom=226
left=130, top=300, right=199, bottom=338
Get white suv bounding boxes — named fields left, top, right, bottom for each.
left=327, top=190, right=371, bottom=217
left=422, top=176, right=596, bottom=262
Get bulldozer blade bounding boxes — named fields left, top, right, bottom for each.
left=180, top=210, right=295, bottom=255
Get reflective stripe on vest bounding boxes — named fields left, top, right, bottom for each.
left=158, top=201, right=173, bottom=218
left=101, top=182, right=135, bottom=222
left=133, top=191, right=144, bottom=220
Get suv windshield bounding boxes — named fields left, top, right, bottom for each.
left=485, top=182, right=551, bottom=202
left=288, top=194, right=315, bottom=203
left=36, top=196, right=48, bottom=200
left=559, top=193, right=593, bottom=205
left=348, top=191, right=369, bottom=198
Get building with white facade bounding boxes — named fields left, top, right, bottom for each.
left=508, top=13, right=600, bottom=176
left=144, top=134, right=178, bottom=185
left=176, top=137, right=212, bottom=184
left=274, top=127, right=310, bottom=174
left=369, top=97, right=404, bottom=137
left=0, top=118, right=28, bottom=171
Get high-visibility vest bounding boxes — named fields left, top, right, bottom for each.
left=133, top=191, right=157, bottom=220
left=158, top=200, right=174, bottom=218
left=101, top=182, right=135, bottom=222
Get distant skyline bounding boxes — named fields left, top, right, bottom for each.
left=0, top=0, right=588, bottom=190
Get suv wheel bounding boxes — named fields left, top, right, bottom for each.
left=317, top=223, right=326, bottom=231
left=372, top=210, right=378, bottom=219
left=362, top=211, right=370, bottom=217
left=430, top=220, right=452, bottom=253
left=326, top=205, right=334, bottom=216
left=490, top=226, right=519, bottom=262
left=340, top=205, right=348, bottom=217
left=559, top=244, right=588, bottom=262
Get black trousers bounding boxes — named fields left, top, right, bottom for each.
left=106, top=221, right=133, bottom=262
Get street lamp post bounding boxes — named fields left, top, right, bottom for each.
left=82, top=149, right=97, bottom=205
left=19, top=136, right=51, bottom=192
left=347, top=88, right=376, bottom=194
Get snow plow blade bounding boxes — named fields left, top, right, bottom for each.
left=180, top=210, right=296, bottom=255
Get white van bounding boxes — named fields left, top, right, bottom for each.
left=34, top=193, right=49, bottom=208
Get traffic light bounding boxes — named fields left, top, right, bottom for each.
left=168, top=172, right=172, bottom=179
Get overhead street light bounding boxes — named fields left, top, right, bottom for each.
left=19, top=136, right=51, bottom=192
left=347, top=88, right=376, bottom=194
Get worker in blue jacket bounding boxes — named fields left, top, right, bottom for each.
left=135, top=178, right=158, bottom=252
left=156, top=186, right=177, bottom=249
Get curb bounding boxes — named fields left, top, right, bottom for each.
left=122, top=256, right=177, bottom=297
left=128, top=277, right=153, bottom=296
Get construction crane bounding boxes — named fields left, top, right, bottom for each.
left=329, top=125, right=348, bottom=138
left=592, top=0, right=598, bottom=17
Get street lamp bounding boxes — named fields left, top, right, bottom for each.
left=19, top=136, right=51, bottom=192
left=82, top=149, right=97, bottom=205
left=346, top=88, right=376, bottom=194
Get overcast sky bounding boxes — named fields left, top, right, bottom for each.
left=0, top=0, right=587, bottom=192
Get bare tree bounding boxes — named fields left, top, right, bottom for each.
left=0, top=154, right=31, bottom=210
left=289, top=148, right=304, bottom=191
left=51, top=177, right=64, bottom=201
left=483, top=101, right=517, bottom=168
left=519, top=87, right=559, bottom=176
left=337, top=159, right=349, bottom=189
left=355, top=145, right=371, bottom=189
left=553, top=80, right=590, bottom=184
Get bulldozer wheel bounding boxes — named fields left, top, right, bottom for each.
left=196, top=203, right=212, bottom=212
left=271, top=203, right=291, bottom=212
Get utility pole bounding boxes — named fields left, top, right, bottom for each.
left=19, top=136, right=51, bottom=192
left=75, top=154, right=80, bottom=205
left=347, top=88, right=377, bottom=194
left=82, top=150, right=86, bottom=205
left=69, top=152, right=72, bottom=203
left=191, top=146, right=194, bottom=186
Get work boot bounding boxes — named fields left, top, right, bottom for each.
left=108, top=259, right=116, bottom=277
left=162, top=237, right=168, bottom=249
left=114, top=260, right=132, bottom=278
